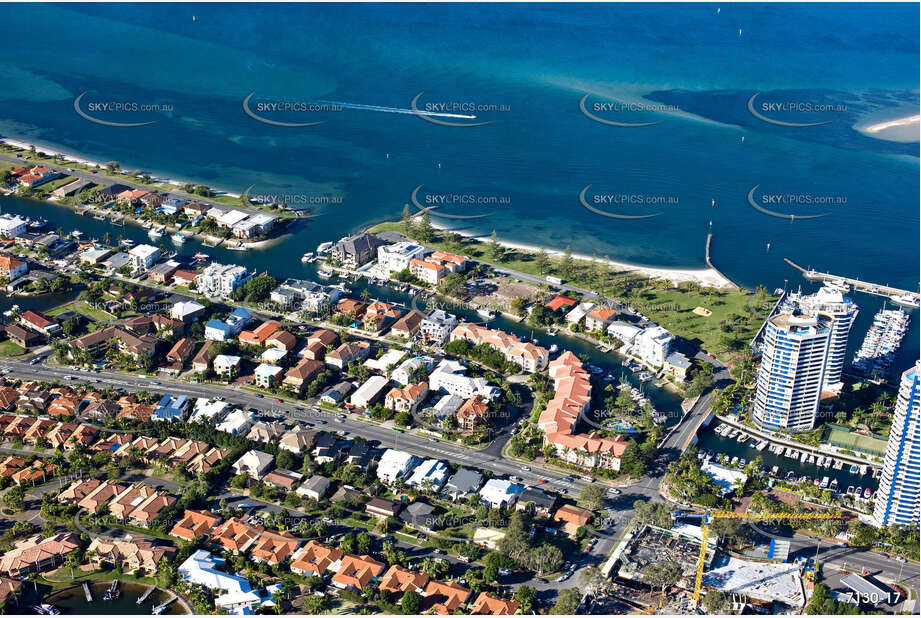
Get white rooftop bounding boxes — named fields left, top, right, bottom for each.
left=364, top=349, right=406, bottom=371
left=703, top=556, right=804, bottom=607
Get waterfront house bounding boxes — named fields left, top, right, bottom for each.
left=20, top=310, right=59, bottom=336
left=87, top=537, right=175, bottom=575
left=377, top=241, right=426, bottom=277
left=0, top=254, right=27, bottom=280
left=585, top=306, right=617, bottom=332
left=632, top=325, right=674, bottom=368
left=329, top=233, right=386, bottom=269
left=565, top=301, right=596, bottom=325
left=178, top=550, right=261, bottom=611
left=195, top=263, right=251, bottom=298
left=450, top=322, right=549, bottom=372
left=0, top=533, right=81, bottom=577
left=128, top=244, right=160, bottom=273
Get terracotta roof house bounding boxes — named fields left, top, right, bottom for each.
left=456, top=395, right=490, bottom=433
left=0, top=387, right=18, bottom=410
left=470, top=592, right=521, bottom=615
left=129, top=493, right=177, bottom=528
left=166, top=337, right=195, bottom=365
left=170, top=510, right=222, bottom=541
left=11, top=461, right=56, bottom=486
left=385, top=382, right=429, bottom=414
left=335, top=298, right=367, bottom=318
left=212, top=517, right=262, bottom=555
left=283, top=358, right=323, bottom=393
left=290, top=540, right=344, bottom=577
left=424, top=580, right=472, bottom=614
left=108, top=484, right=158, bottom=520
left=379, top=565, right=430, bottom=597
left=545, top=295, right=578, bottom=312
left=585, top=306, right=617, bottom=332
left=331, top=554, right=385, bottom=591
left=239, top=321, right=281, bottom=346
left=191, top=340, right=218, bottom=373
left=249, top=530, right=300, bottom=565
left=553, top=504, right=594, bottom=536
left=0, top=533, right=81, bottom=577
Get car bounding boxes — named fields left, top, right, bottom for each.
left=217, top=396, right=225, bottom=401
left=556, top=574, right=569, bottom=582
left=708, top=353, right=716, bottom=359
left=151, top=381, right=160, bottom=385
left=608, top=487, right=621, bottom=495
left=498, top=568, right=511, bottom=575
left=254, top=394, right=263, bottom=398
left=276, top=398, right=283, bottom=403
left=537, top=478, right=548, bottom=483
left=521, top=466, right=531, bottom=472
left=335, top=418, right=345, bottom=423
left=895, top=556, right=907, bottom=563
left=315, top=420, right=326, bottom=425
left=429, top=438, right=438, bottom=443
left=432, top=549, right=442, bottom=555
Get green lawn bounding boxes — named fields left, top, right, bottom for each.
left=0, top=340, right=26, bottom=357
left=38, top=175, right=76, bottom=193
left=47, top=300, right=116, bottom=322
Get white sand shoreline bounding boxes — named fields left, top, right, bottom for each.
left=0, top=136, right=243, bottom=198
left=423, top=219, right=738, bottom=290
left=855, top=113, right=920, bottom=143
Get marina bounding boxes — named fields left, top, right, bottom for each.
left=44, top=582, right=187, bottom=615
left=852, top=308, right=910, bottom=379
left=701, top=421, right=879, bottom=499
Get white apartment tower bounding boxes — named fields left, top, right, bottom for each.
left=786, top=285, right=859, bottom=392
left=752, top=313, right=832, bottom=432
left=872, top=361, right=920, bottom=527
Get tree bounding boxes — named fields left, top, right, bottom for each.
left=2, top=486, right=25, bottom=512
left=550, top=588, right=582, bottom=615
left=513, top=585, right=537, bottom=613
left=642, top=560, right=681, bottom=597
left=633, top=501, right=673, bottom=529
left=401, top=204, right=413, bottom=235
left=702, top=590, right=733, bottom=614
left=578, top=484, right=605, bottom=511
left=535, top=248, right=549, bottom=275
left=401, top=589, right=421, bottom=614
left=560, top=246, right=575, bottom=280
left=416, top=212, right=434, bottom=242
left=488, top=230, right=503, bottom=261
left=711, top=517, right=752, bottom=548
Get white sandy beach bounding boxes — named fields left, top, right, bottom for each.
left=0, top=137, right=242, bottom=198
left=425, top=219, right=737, bottom=290
left=855, top=114, right=920, bottom=143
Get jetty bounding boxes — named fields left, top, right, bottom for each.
left=82, top=582, right=92, bottom=602
left=152, top=593, right=178, bottom=614
left=785, top=258, right=920, bottom=304
left=137, top=585, right=155, bottom=605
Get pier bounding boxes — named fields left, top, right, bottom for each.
left=136, top=585, right=155, bottom=605
left=785, top=258, right=920, bottom=303
left=151, top=593, right=177, bottom=614
left=82, top=583, right=92, bottom=602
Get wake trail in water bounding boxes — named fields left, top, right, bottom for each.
left=317, top=100, right=476, bottom=119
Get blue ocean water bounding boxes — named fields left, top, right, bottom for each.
left=0, top=2, right=916, bottom=295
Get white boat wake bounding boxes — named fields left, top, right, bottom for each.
left=317, top=100, right=476, bottom=119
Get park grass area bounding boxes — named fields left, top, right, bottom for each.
left=625, top=287, right=777, bottom=355
left=0, top=340, right=26, bottom=357
left=47, top=300, right=115, bottom=322
left=37, top=175, right=77, bottom=193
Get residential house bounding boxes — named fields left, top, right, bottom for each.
left=254, top=363, right=283, bottom=388
left=450, top=323, right=549, bottom=372
left=0, top=533, right=81, bottom=577
left=331, top=554, right=385, bottom=591
left=479, top=479, right=523, bottom=509
left=399, top=502, right=436, bottom=532
left=249, top=530, right=300, bottom=565
left=350, top=375, right=390, bottom=408
left=470, top=592, right=521, bottom=615
left=420, top=310, right=457, bottom=344
left=87, top=538, right=175, bottom=575
left=384, top=382, right=428, bottom=414
left=170, top=510, right=222, bottom=542
left=423, top=580, right=472, bottom=614
left=262, top=469, right=303, bottom=491
left=296, top=475, right=331, bottom=501
left=290, top=541, right=344, bottom=577
left=232, top=449, right=274, bottom=480
left=365, top=497, right=403, bottom=520
left=442, top=468, right=484, bottom=501
left=553, top=504, right=594, bottom=536
left=406, top=459, right=450, bottom=491
left=329, top=233, right=386, bottom=269
left=213, top=354, right=241, bottom=380
left=278, top=426, right=316, bottom=455
left=376, top=449, right=422, bottom=484
left=0, top=254, right=27, bottom=280
left=456, top=396, right=490, bottom=433
left=283, top=358, right=323, bottom=394
left=325, top=341, right=371, bottom=369
left=390, top=310, right=424, bottom=339
left=379, top=565, right=430, bottom=598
